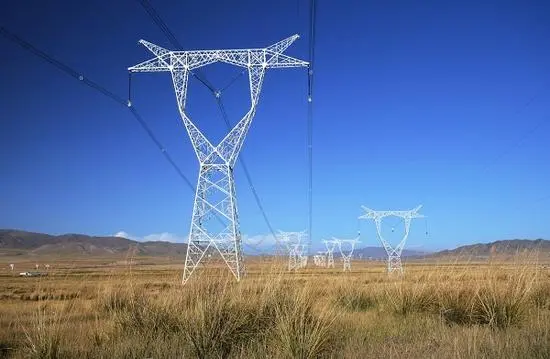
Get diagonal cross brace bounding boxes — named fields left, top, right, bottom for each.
left=129, top=35, right=307, bottom=168
left=359, top=205, right=425, bottom=272
left=129, top=35, right=307, bottom=284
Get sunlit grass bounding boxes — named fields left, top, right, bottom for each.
left=0, top=256, right=549, bottom=358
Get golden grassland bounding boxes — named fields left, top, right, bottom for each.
left=1, top=254, right=550, bottom=358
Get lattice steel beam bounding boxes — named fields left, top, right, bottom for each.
left=279, top=230, right=308, bottom=271
left=359, top=205, right=424, bottom=274
left=129, top=35, right=308, bottom=284
left=333, top=237, right=360, bottom=272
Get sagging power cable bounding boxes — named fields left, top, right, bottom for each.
left=136, top=0, right=280, bottom=249
left=306, top=0, right=317, bottom=254
left=0, top=26, right=195, bottom=191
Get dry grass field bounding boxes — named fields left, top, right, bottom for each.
left=1, top=254, right=550, bottom=358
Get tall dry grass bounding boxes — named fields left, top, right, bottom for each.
left=0, top=258, right=549, bottom=358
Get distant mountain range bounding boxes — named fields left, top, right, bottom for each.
left=430, top=239, right=550, bottom=258
left=0, top=229, right=187, bottom=257
left=1, top=229, right=548, bottom=259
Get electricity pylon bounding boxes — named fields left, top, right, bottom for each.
left=313, top=251, right=327, bottom=267
left=313, top=255, right=320, bottom=266
left=129, top=36, right=308, bottom=284
left=323, top=239, right=338, bottom=268
left=359, top=205, right=424, bottom=274
left=279, top=230, right=308, bottom=271
left=334, top=237, right=360, bottom=272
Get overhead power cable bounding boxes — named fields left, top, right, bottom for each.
left=477, top=79, right=550, bottom=174
left=136, top=0, right=279, bottom=248
left=479, top=115, right=549, bottom=173
left=0, top=25, right=273, bottom=257
left=137, top=1, right=217, bottom=93
left=463, top=82, right=550, bottom=211
left=306, top=0, right=317, bottom=254
left=215, top=99, right=278, bottom=241
left=0, top=26, right=194, bottom=191
left=0, top=25, right=273, bottom=255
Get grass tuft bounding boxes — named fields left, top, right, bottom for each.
left=20, top=305, right=67, bottom=359
left=531, top=281, right=550, bottom=310
left=385, top=282, right=436, bottom=316
left=334, top=286, right=377, bottom=311
left=272, top=287, right=335, bottom=359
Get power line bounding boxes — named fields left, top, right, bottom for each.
left=1, top=25, right=248, bottom=243
left=306, top=0, right=317, bottom=254
left=137, top=0, right=182, bottom=50
left=479, top=115, right=549, bottom=173
left=136, top=0, right=280, bottom=247
left=465, top=82, right=550, bottom=214
left=0, top=26, right=195, bottom=191
left=215, top=99, right=278, bottom=245
left=137, top=0, right=217, bottom=93
left=478, top=79, right=550, bottom=173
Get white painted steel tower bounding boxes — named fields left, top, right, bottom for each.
left=279, top=230, right=308, bottom=271
left=324, top=239, right=338, bottom=268
left=359, top=205, right=424, bottom=273
left=334, top=237, right=360, bottom=271
left=129, top=36, right=308, bottom=284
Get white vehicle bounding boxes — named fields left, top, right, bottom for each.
left=19, top=272, right=47, bottom=277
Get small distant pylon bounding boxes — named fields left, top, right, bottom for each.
left=333, top=237, right=360, bottom=272
left=359, top=205, right=425, bottom=274
left=313, top=251, right=327, bottom=267
left=279, top=231, right=308, bottom=271
left=324, top=239, right=338, bottom=268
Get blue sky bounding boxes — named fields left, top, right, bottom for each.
left=1, top=0, right=549, bottom=252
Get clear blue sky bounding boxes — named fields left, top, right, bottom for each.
left=1, top=0, right=549, bottom=251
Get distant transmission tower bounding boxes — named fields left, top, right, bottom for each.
left=359, top=205, right=424, bottom=274
left=279, top=230, right=308, bottom=271
left=313, top=251, right=327, bottom=267
left=334, top=237, right=360, bottom=272
left=323, top=239, right=338, bottom=268
left=129, top=36, right=308, bottom=284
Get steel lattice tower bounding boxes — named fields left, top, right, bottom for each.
left=323, top=239, right=338, bottom=268
left=279, top=230, right=308, bottom=271
left=359, top=205, right=425, bottom=274
left=333, top=237, right=360, bottom=272
left=313, top=251, right=327, bottom=267
left=129, top=36, right=308, bottom=284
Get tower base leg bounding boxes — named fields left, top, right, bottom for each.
left=387, top=255, right=403, bottom=274
left=182, top=164, right=244, bottom=285
left=343, top=257, right=351, bottom=272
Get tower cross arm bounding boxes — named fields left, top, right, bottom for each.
left=359, top=205, right=426, bottom=219
left=264, top=51, right=309, bottom=68
left=214, top=49, right=308, bottom=69
left=128, top=39, right=173, bottom=72
left=129, top=54, right=172, bottom=72
left=266, top=34, right=301, bottom=53
left=408, top=205, right=425, bottom=219
left=129, top=35, right=308, bottom=72
left=331, top=236, right=360, bottom=243
left=220, top=34, right=307, bottom=69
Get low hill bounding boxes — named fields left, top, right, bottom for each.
left=2, top=230, right=548, bottom=260
left=0, top=229, right=187, bottom=257
left=431, top=239, right=550, bottom=258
